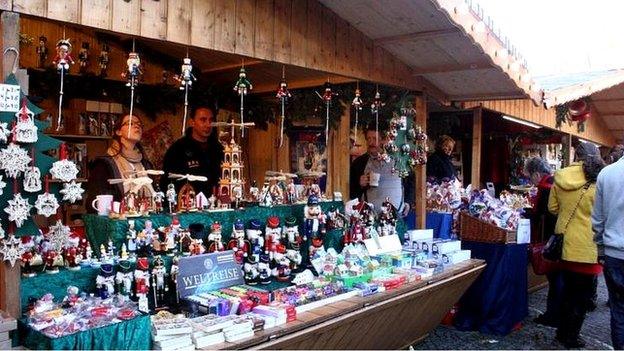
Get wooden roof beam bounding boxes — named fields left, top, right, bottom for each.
left=591, top=97, right=624, bottom=103
left=414, top=76, right=450, bottom=106
left=202, top=60, right=265, bottom=73
left=411, top=62, right=493, bottom=75
left=252, top=76, right=355, bottom=94
left=450, top=91, right=527, bottom=101
left=374, top=28, right=461, bottom=45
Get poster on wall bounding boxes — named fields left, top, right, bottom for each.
left=289, top=128, right=327, bottom=191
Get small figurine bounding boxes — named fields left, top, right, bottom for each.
left=21, top=247, right=43, bottom=277
left=63, top=245, right=81, bottom=270
left=166, top=183, right=177, bottom=213
left=283, top=216, right=302, bottom=251
left=234, top=67, right=253, bottom=95
left=95, top=263, right=115, bottom=299
left=177, top=57, right=197, bottom=90
left=62, top=286, right=82, bottom=307
left=257, top=253, right=272, bottom=285
left=243, top=254, right=259, bottom=285
left=179, top=229, right=193, bottom=255
left=264, top=216, right=283, bottom=261
left=115, top=259, right=134, bottom=298
left=78, top=42, right=89, bottom=71
left=248, top=180, right=259, bottom=203
left=165, top=217, right=181, bottom=255
left=303, top=195, right=326, bottom=269
left=122, top=51, right=142, bottom=87
left=208, top=193, right=217, bottom=210
left=99, top=244, right=110, bottom=264
left=126, top=220, right=137, bottom=257
left=272, top=252, right=291, bottom=282
left=136, top=221, right=153, bottom=257
left=152, top=256, right=168, bottom=307
left=259, top=181, right=272, bottom=207
left=170, top=256, right=180, bottom=303
left=44, top=250, right=63, bottom=274
left=52, top=39, right=75, bottom=73
left=246, top=219, right=264, bottom=259
left=134, top=257, right=150, bottom=312
left=98, top=43, right=110, bottom=77
left=124, top=192, right=138, bottom=215
left=207, top=222, right=225, bottom=252
left=153, top=184, right=165, bottom=213
left=286, top=179, right=297, bottom=204
left=189, top=239, right=204, bottom=256
left=36, top=36, right=48, bottom=69
left=228, top=219, right=250, bottom=264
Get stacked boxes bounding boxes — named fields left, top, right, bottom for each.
left=0, top=311, right=16, bottom=350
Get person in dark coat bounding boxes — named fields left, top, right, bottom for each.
left=87, top=114, right=153, bottom=212
left=160, top=106, right=224, bottom=197
left=426, top=135, right=457, bottom=183
left=524, top=157, right=562, bottom=327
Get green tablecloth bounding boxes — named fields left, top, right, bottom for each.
left=83, top=201, right=347, bottom=254
left=20, top=314, right=151, bottom=350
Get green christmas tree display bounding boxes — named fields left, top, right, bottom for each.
left=381, top=96, right=428, bottom=178
left=0, top=74, right=63, bottom=237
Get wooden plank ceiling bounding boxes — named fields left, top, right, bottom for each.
left=592, top=82, right=624, bottom=137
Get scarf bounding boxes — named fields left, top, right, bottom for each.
left=107, top=140, right=155, bottom=196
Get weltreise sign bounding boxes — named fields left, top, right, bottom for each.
left=177, top=250, right=244, bottom=298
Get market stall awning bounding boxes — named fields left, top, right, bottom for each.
left=319, top=0, right=542, bottom=104
left=540, top=69, right=624, bottom=139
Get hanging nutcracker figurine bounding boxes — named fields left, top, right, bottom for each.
left=352, top=83, right=363, bottom=143
left=178, top=55, right=197, bottom=136
left=371, top=87, right=384, bottom=146
left=276, top=66, right=291, bottom=147
left=121, top=40, right=143, bottom=137
left=233, top=64, right=253, bottom=137
left=52, top=37, right=75, bottom=131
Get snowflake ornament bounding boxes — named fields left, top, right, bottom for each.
left=0, top=123, right=11, bottom=144
left=35, top=192, right=60, bottom=217
left=60, top=181, right=84, bottom=203
left=0, top=175, right=6, bottom=196
left=4, top=193, right=32, bottom=227
left=50, top=159, right=79, bottom=182
left=0, top=143, right=31, bottom=178
left=0, top=235, right=25, bottom=267
left=0, top=222, right=4, bottom=240
left=24, top=167, right=42, bottom=193
left=47, top=220, right=71, bottom=252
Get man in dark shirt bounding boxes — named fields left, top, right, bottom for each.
left=160, top=106, right=224, bottom=196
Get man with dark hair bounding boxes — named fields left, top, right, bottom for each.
left=349, top=121, right=414, bottom=217
left=160, top=105, right=224, bottom=196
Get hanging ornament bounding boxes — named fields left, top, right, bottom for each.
left=60, top=180, right=84, bottom=203
left=0, top=235, right=25, bottom=267
left=53, top=37, right=75, bottom=132
left=35, top=176, right=59, bottom=217
left=0, top=176, right=6, bottom=196
left=14, top=98, right=38, bottom=143
left=276, top=66, right=291, bottom=148
left=316, top=81, right=337, bottom=144
left=121, top=40, right=143, bottom=137
left=178, top=55, right=197, bottom=136
left=5, top=190, right=32, bottom=228
left=0, top=142, right=31, bottom=179
left=371, top=88, right=385, bottom=146
left=233, top=65, right=253, bottom=138
left=47, top=219, right=71, bottom=252
left=0, top=123, right=11, bottom=144
left=0, top=221, right=4, bottom=240
left=50, top=144, right=78, bottom=182
left=24, top=153, right=42, bottom=193
left=352, top=85, right=363, bottom=142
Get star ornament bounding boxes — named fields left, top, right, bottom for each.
left=0, top=143, right=31, bottom=179
left=35, top=192, right=60, bottom=217
left=60, top=181, right=84, bottom=203
left=50, top=159, right=79, bottom=182
left=0, top=123, right=11, bottom=144
left=47, top=220, right=71, bottom=252
left=0, top=235, right=25, bottom=267
left=4, top=193, right=32, bottom=228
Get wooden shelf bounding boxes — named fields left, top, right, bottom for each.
left=44, top=133, right=111, bottom=141
left=49, top=178, right=88, bottom=183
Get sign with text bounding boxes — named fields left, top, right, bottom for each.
left=177, top=250, right=244, bottom=298
left=0, top=84, right=20, bottom=112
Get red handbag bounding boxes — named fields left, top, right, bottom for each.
left=529, top=242, right=558, bottom=275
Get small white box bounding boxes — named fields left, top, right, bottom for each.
left=432, top=240, right=462, bottom=255
left=443, top=250, right=472, bottom=265
left=408, top=229, right=433, bottom=242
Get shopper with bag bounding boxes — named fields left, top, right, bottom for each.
left=548, top=143, right=605, bottom=348
left=592, top=151, right=624, bottom=350
left=524, top=157, right=561, bottom=327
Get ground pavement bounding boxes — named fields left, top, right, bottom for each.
left=415, top=275, right=613, bottom=350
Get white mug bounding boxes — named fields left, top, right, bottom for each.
left=92, top=195, right=113, bottom=216
left=369, top=172, right=381, bottom=187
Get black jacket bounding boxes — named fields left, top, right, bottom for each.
left=160, top=129, right=224, bottom=196
left=349, top=153, right=415, bottom=205
left=426, top=150, right=457, bottom=183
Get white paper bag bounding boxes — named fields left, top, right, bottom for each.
left=516, top=218, right=531, bottom=244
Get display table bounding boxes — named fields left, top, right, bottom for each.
left=454, top=241, right=528, bottom=336
left=426, top=211, right=453, bottom=239
left=19, top=314, right=151, bottom=350
left=203, top=259, right=485, bottom=350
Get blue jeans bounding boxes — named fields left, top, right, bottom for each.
left=604, top=256, right=624, bottom=350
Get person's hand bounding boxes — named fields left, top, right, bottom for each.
left=359, top=174, right=370, bottom=187
left=401, top=203, right=411, bottom=217
left=598, top=255, right=605, bottom=265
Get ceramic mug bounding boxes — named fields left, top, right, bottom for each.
left=91, top=195, right=113, bottom=216
left=369, top=172, right=381, bottom=187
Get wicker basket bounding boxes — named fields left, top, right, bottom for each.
left=460, top=212, right=517, bottom=244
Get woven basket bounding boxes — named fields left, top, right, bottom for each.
left=460, top=212, right=516, bottom=244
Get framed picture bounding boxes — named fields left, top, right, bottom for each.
left=289, top=128, right=327, bottom=175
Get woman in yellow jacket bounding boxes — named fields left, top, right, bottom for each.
left=548, top=143, right=605, bottom=348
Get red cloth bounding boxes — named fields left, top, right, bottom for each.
left=561, top=260, right=603, bottom=275
left=531, top=175, right=553, bottom=208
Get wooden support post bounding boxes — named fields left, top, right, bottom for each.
left=471, top=108, right=482, bottom=189
left=414, top=95, right=427, bottom=228
left=562, top=133, right=573, bottom=167
left=326, top=102, right=350, bottom=196
left=1, top=11, right=22, bottom=319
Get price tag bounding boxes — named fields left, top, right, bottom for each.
left=0, top=84, right=20, bottom=112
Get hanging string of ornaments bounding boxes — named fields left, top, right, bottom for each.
left=234, top=63, right=253, bottom=138
left=122, top=39, right=143, bottom=137
left=351, top=83, right=363, bottom=143
left=276, top=66, right=291, bottom=148
left=53, top=33, right=75, bottom=131
left=177, top=53, right=197, bottom=136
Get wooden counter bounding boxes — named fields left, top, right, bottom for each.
left=208, top=259, right=486, bottom=350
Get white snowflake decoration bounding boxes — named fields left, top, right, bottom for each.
left=0, top=123, right=11, bottom=144
left=35, top=192, right=60, bottom=217
left=0, top=221, right=4, bottom=240
left=0, top=143, right=31, bottom=179
left=4, top=193, right=32, bottom=227
left=0, top=175, right=6, bottom=196
left=24, top=167, right=42, bottom=193
left=0, top=235, right=24, bottom=267
left=50, top=159, right=79, bottom=182
left=60, top=181, right=84, bottom=203
left=47, top=220, right=71, bottom=252
left=14, top=105, right=38, bottom=143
